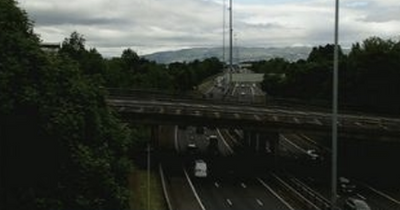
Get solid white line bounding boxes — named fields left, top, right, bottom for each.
left=250, top=87, right=255, bottom=96
left=174, top=126, right=179, bottom=152
left=271, top=174, right=321, bottom=210
left=217, top=129, right=234, bottom=154
left=362, top=182, right=400, bottom=205
left=356, top=193, right=366, bottom=200
left=281, top=134, right=308, bottom=153
left=183, top=168, right=206, bottom=210
left=159, top=164, right=173, bottom=210
left=231, top=86, right=237, bottom=96
left=257, top=178, right=295, bottom=210
left=224, top=129, right=239, bottom=145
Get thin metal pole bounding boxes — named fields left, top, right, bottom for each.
left=331, top=0, right=340, bottom=209
left=222, top=0, right=226, bottom=64
left=147, top=143, right=151, bottom=210
left=229, top=0, right=233, bottom=84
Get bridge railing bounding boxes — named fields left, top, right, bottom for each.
left=105, top=87, right=268, bottom=106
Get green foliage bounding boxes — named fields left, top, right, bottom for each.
left=1, top=1, right=133, bottom=209
left=257, top=38, right=400, bottom=114
left=60, top=32, right=106, bottom=77
left=103, top=49, right=223, bottom=92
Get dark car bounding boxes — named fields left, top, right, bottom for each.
left=339, top=177, right=356, bottom=195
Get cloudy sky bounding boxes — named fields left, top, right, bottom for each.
left=17, top=0, right=400, bottom=57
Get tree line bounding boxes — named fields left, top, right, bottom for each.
left=60, top=31, right=223, bottom=92
left=252, top=39, right=400, bottom=115
left=0, top=1, right=222, bottom=209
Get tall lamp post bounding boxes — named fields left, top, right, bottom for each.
left=229, top=0, right=233, bottom=84
left=331, top=0, right=340, bottom=209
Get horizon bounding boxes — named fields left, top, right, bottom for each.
left=19, top=0, right=400, bottom=57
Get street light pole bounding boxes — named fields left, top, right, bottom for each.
left=229, top=0, right=233, bottom=84
left=147, top=143, right=151, bottom=210
left=222, top=0, right=226, bottom=65
left=331, top=0, right=340, bottom=209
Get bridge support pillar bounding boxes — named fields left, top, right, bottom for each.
left=150, top=125, right=160, bottom=149
left=257, top=131, right=280, bottom=155
left=243, top=130, right=279, bottom=155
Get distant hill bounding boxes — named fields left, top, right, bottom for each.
left=142, top=46, right=314, bottom=64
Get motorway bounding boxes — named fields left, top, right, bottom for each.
left=173, top=125, right=295, bottom=210
left=153, top=71, right=400, bottom=210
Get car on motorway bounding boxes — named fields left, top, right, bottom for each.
left=306, top=149, right=320, bottom=160
left=194, top=159, right=207, bottom=177
left=207, top=135, right=219, bottom=156
left=187, top=143, right=199, bottom=156
left=339, top=177, right=356, bottom=194
left=240, top=91, right=246, bottom=96
left=344, top=197, right=371, bottom=210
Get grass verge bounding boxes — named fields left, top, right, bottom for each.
left=128, top=166, right=166, bottom=210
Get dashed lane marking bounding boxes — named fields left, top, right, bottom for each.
left=226, top=198, right=233, bottom=206
left=214, top=182, right=220, bottom=188
left=256, top=199, right=264, bottom=206
left=241, top=182, right=247, bottom=188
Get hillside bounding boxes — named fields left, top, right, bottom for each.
left=143, top=46, right=314, bottom=64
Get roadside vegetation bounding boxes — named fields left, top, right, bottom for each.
left=0, top=1, right=221, bottom=209
left=252, top=39, right=400, bottom=115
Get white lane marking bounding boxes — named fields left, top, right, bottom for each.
left=271, top=173, right=321, bottom=210
left=257, top=178, right=295, bottom=210
left=356, top=194, right=366, bottom=200
left=217, top=129, right=234, bottom=154
left=314, top=118, right=323, bottom=125
left=174, top=126, right=179, bottom=152
left=214, top=182, right=220, bottom=188
left=256, top=199, right=264, bottom=206
left=231, top=86, right=237, bottom=96
left=241, top=182, right=247, bottom=189
left=355, top=122, right=364, bottom=127
left=183, top=168, right=206, bottom=210
left=226, top=198, right=233, bottom=206
left=205, top=85, right=215, bottom=94
left=250, top=87, right=255, bottom=97
left=281, top=135, right=308, bottom=154
left=159, top=164, right=173, bottom=210
left=253, top=114, right=261, bottom=121
left=224, top=130, right=239, bottom=145
left=362, top=182, right=400, bottom=205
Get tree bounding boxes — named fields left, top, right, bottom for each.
left=121, top=48, right=140, bottom=73
left=1, top=1, right=132, bottom=209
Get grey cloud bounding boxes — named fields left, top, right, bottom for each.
left=360, top=7, right=400, bottom=23
left=17, top=0, right=400, bottom=57
left=30, top=11, right=129, bottom=26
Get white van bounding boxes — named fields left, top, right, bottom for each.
left=194, top=159, right=207, bottom=178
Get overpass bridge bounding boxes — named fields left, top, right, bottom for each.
left=106, top=90, right=400, bottom=142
